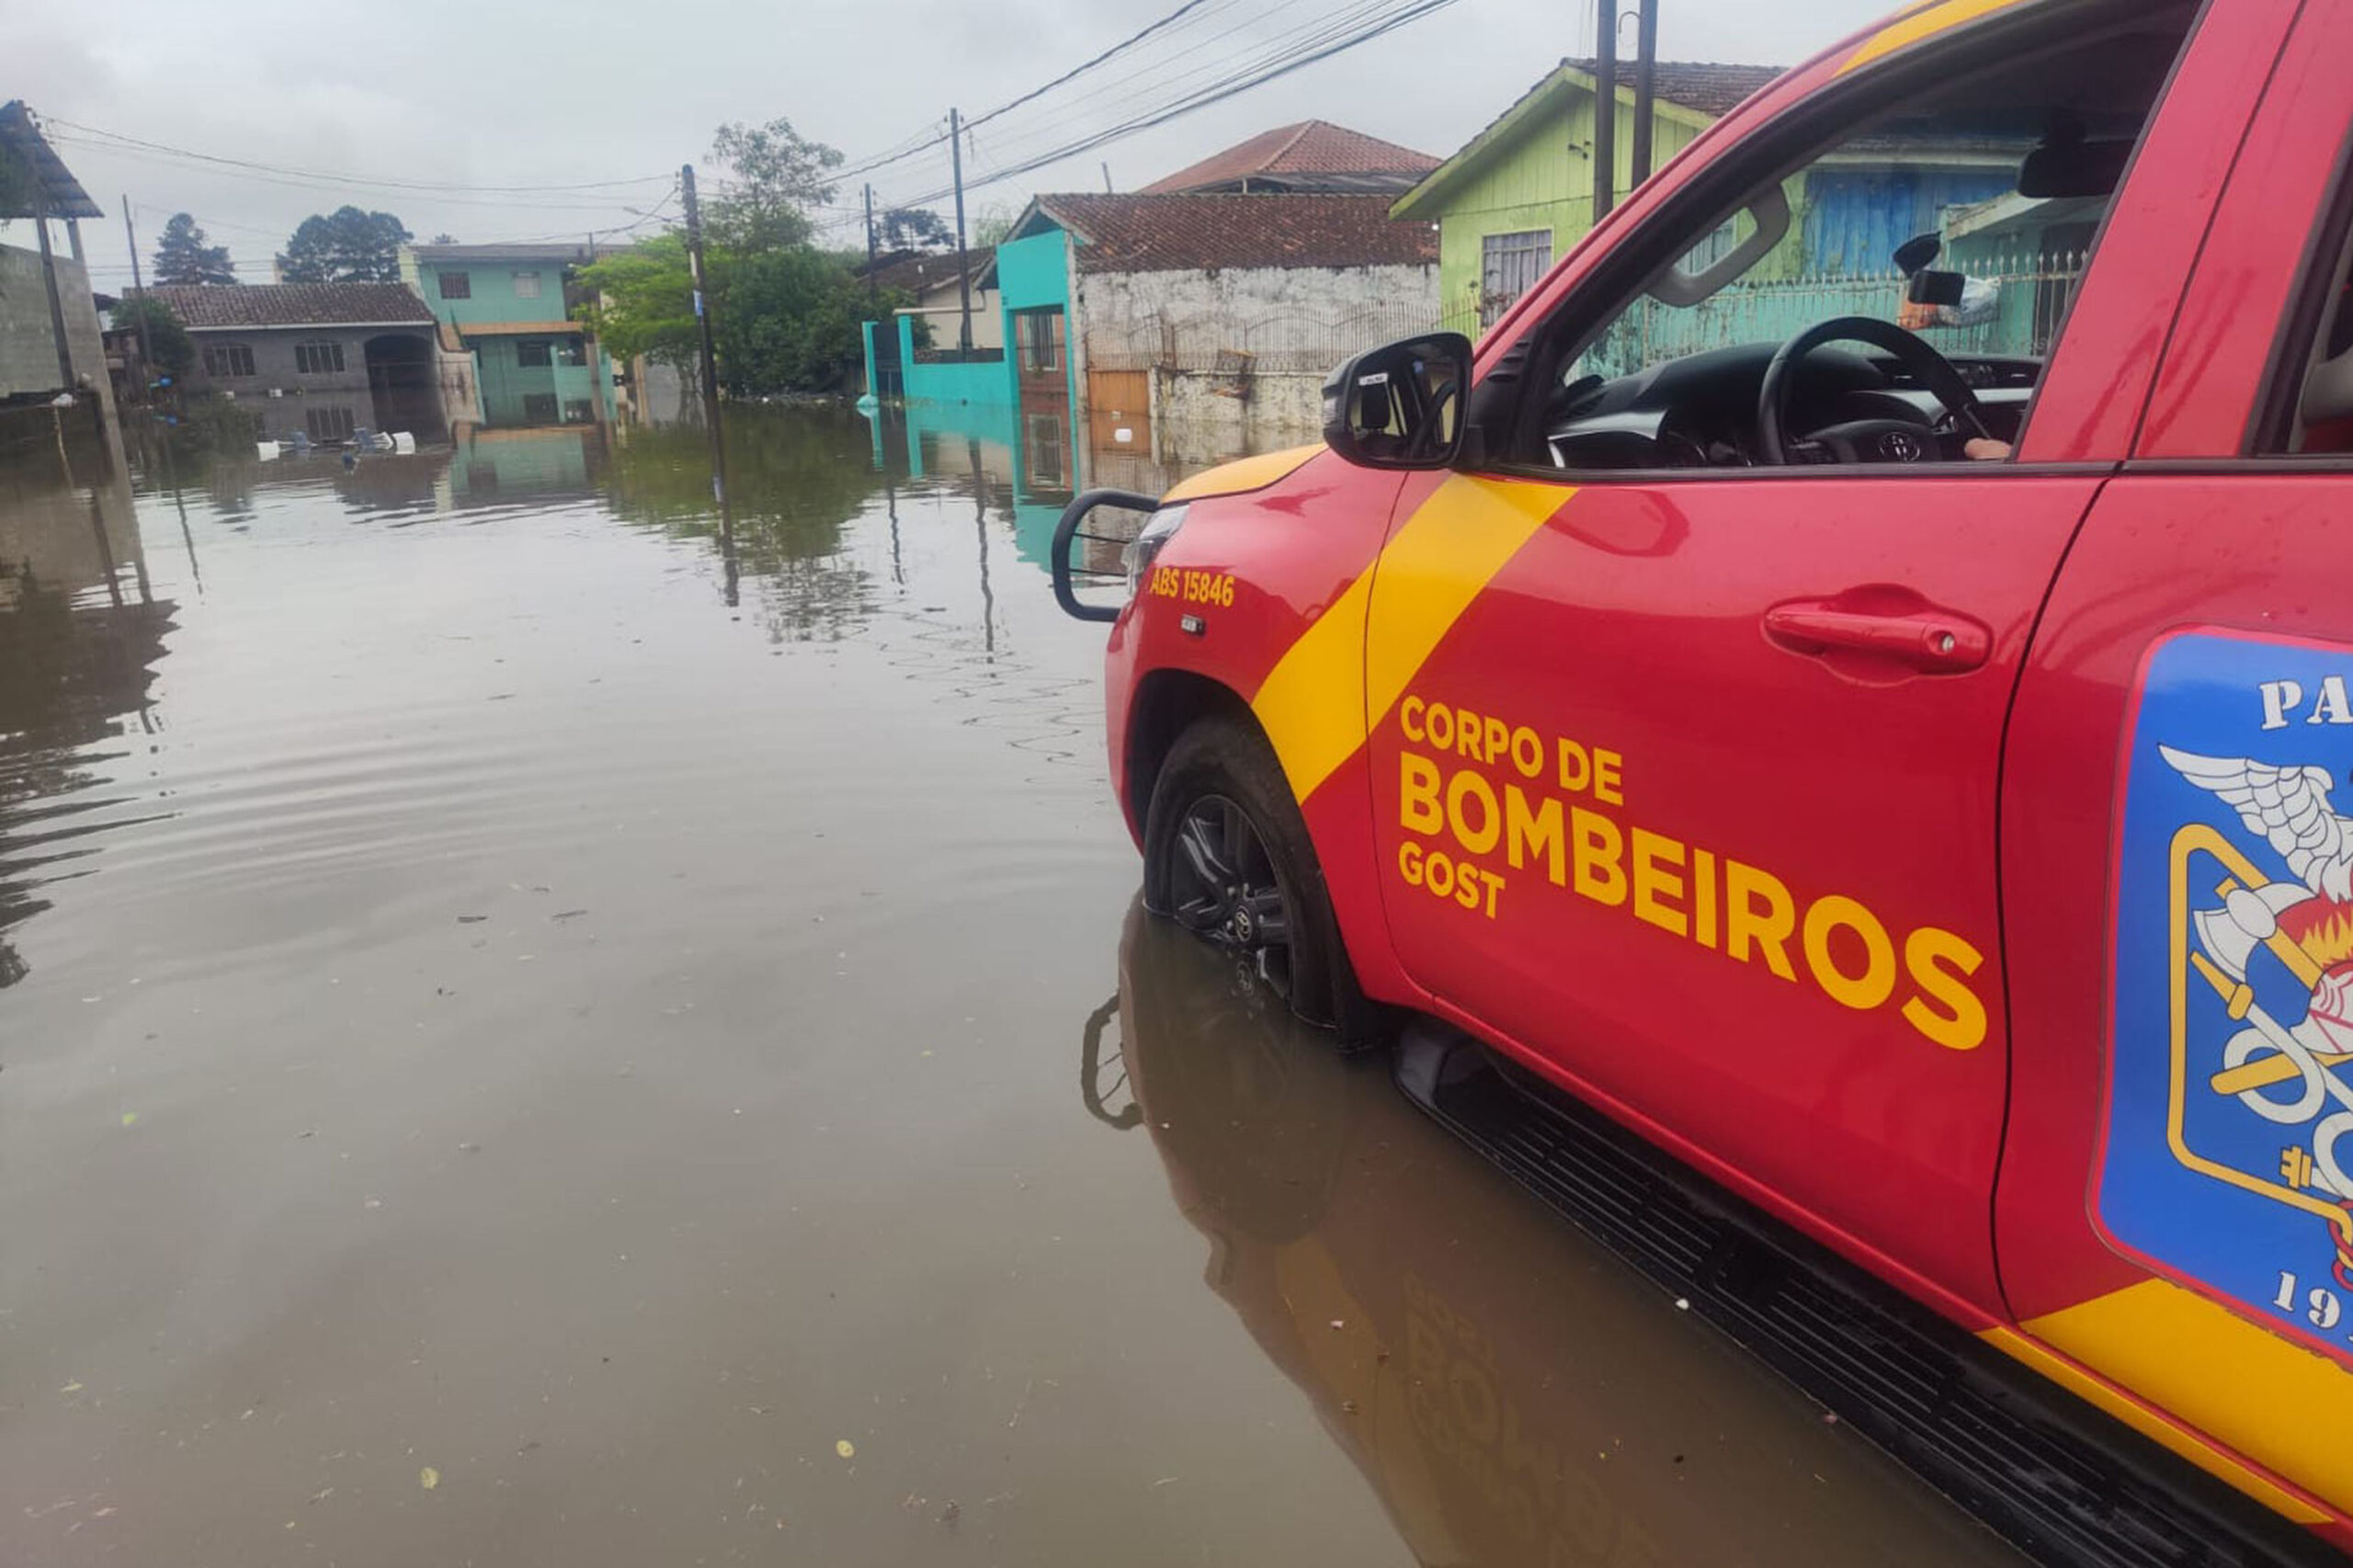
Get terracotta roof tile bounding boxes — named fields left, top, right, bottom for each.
left=1142, top=120, right=1439, bottom=194
left=1035, top=192, right=1437, bottom=274
left=146, top=283, right=437, bottom=330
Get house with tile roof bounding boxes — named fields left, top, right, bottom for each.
left=149, top=281, right=455, bottom=442
left=1395, top=58, right=2028, bottom=333
left=1142, top=120, right=1439, bottom=196
left=871, top=188, right=1438, bottom=448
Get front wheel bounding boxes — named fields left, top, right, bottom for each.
left=1142, top=713, right=1373, bottom=1040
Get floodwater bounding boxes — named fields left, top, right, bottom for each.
left=0, top=403, right=2023, bottom=1565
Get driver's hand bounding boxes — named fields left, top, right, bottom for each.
left=1964, top=437, right=2013, bottom=460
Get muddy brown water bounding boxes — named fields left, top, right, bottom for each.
left=0, top=406, right=2022, bottom=1565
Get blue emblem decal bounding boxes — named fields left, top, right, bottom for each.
left=2103, top=631, right=2353, bottom=1360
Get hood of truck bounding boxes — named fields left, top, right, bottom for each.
left=1161, top=445, right=1325, bottom=505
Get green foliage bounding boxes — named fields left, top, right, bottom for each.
left=109, top=295, right=195, bottom=379
left=970, top=202, right=1018, bottom=248
left=575, top=233, right=699, bottom=371
left=152, top=212, right=236, bottom=285
left=879, top=208, right=953, bottom=252
left=280, top=206, right=412, bottom=283
left=707, top=118, right=843, bottom=253
left=717, top=248, right=898, bottom=395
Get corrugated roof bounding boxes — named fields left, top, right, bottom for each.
left=1142, top=120, right=1439, bottom=195
left=0, top=102, right=103, bottom=220
left=146, top=282, right=438, bottom=330
left=1031, top=193, right=1438, bottom=274
left=1561, top=59, right=1785, bottom=118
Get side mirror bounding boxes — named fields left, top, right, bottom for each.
left=1322, top=332, right=1473, bottom=471
left=1893, top=233, right=1942, bottom=276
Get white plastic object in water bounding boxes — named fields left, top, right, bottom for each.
left=256, top=440, right=281, bottom=461
left=391, top=432, right=416, bottom=454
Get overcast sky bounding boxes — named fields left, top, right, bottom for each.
left=7, top=0, right=1897, bottom=290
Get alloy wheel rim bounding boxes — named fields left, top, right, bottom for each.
left=1167, top=793, right=1294, bottom=998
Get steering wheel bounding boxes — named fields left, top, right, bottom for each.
left=1757, top=314, right=1992, bottom=465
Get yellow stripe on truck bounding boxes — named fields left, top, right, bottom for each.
left=1997, top=1278, right=2353, bottom=1521
left=1162, top=444, right=1324, bottom=504
left=1836, top=0, right=2035, bottom=74
left=1251, top=474, right=1566, bottom=804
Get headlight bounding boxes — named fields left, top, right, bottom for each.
left=1122, top=504, right=1190, bottom=596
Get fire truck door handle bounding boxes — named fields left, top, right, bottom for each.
left=1762, top=601, right=1991, bottom=674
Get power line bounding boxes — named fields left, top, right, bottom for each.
left=47, top=133, right=660, bottom=211
left=897, top=0, right=1463, bottom=207
left=40, top=115, right=675, bottom=195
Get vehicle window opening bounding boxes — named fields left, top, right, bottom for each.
left=1494, top=2, right=2198, bottom=475
left=2273, top=138, right=2353, bottom=456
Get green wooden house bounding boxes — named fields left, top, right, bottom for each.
left=1392, top=61, right=1784, bottom=334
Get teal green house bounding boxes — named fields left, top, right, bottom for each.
left=402, top=243, right=616, bottom=429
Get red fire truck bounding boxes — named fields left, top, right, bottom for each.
left=1054, top=0, right=2353, bottom=1559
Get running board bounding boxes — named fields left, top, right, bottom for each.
left=1392, top=1021, right=2335, bottom=1568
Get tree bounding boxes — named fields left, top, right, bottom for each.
left=280, top=206, right=412, bottom=283
left=878, top=207, right=952, bottom=252
left=574, top=234, right=700, bottom=372
left=109, top=295, right=195, bottom=381
left=970, top=202, right=1019, bottom=249
left=152, top=212, right=236, bottom=285
left=707, top=118, right=843, bottom=253
left=716, top=247, right=891, bottom=394
left=430, top=232, right=457, bottom=245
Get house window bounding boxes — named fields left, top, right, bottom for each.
left=306, top=405, right=356, bottom=442
left=439, top=271, right=472, bottom=300
left=556, top=336, right=587, bottom=368
left=202, top=342, right=255, bottom=378
left=515, top=338, right=552, bottom=368
left=1015, top=309, right=1063, bottom=373
left=522, top=392, right=560, bottom=425
left=294, top=341, right=346, bottom=375
left=1480, top=229, right=1552, bottom=328
left=563, top=397, right=595, bottom=424
left=1026, top=413, right=1066, bottom=488
left=513, top=269, right=542, bottom=300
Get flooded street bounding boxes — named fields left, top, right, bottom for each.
left=1, top=405, right=2020, bottom=1566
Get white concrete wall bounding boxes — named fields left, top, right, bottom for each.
left=0, top=243, right=113, bottom=419
left=1154, top=366, right=1326, bottom=447
left=1073, top=263, right=1438, bottom=376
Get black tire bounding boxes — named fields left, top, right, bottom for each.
left=1142, top=712, right=1376, bottom=1042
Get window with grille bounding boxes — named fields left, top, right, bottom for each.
left=563, top=398, right=594, bottom=424
left=439, top=271, right=472, bottom=300
left=522, top=392, right=560, bottom=425
left=516, top=338, right=552, bottom=368
left=513, top=270, right=542, bottom=299
left=556, top=337, right=587, bottom=367
left=202, top=342, right=255, bottom=378
left=1015, top=309, right=1063, bottom=372
left=305, top=405, right=356, bottom=441
left=1480, top=230, right=1553, bottom=328
left=294, top=341, right=346, bottom=375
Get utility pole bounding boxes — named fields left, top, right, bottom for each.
left=122, top=197, right=153, bottom=400
left=680, top=163, right=728, bottom=503
left=949, top=108, right=973, bottom=353
left=1631, top=0, right=1659, bottom=187
left=1100, top=161, right=1113, bottom=194
left=1592, top=0, right=1619, bottom=222
left=32, top=194, right=75, bottom=392
left=864, top=182, right=878, bottom=305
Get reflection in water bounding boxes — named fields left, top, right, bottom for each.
left=1105, top=905, right=2022, bottom=1568
left=0, top=410, right=170, bottom=991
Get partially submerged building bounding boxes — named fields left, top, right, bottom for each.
left=0, top=101, right=112, bottom=420
left=403, top=243, right=616, bottom=430
left=151, top=282, right=453, bottom=443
